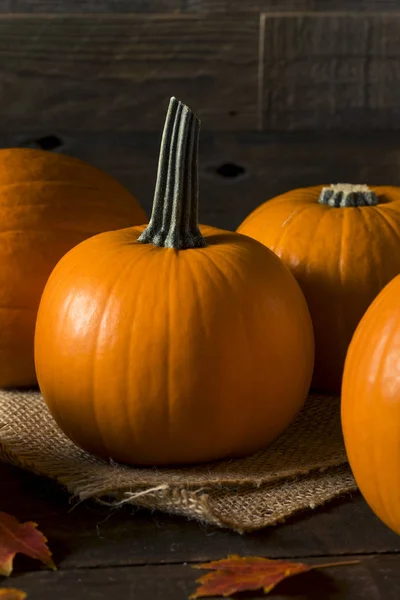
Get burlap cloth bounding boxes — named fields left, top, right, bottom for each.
left=0, top=390, right=356, bottom=533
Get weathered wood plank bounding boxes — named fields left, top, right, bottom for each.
left=1, top=462, right=399, bottom=572
left=0, top=15, right=258, bottom=132
left=7, top=556, right=400, bottom=600
left=1, top=0, right=183, bottom=12
left=261, top=13, right=400, bottom=131
left=3, top=0, right=400, bottom=12
left=185, top=1, right=400, bottom=11
left=4, top=129, right=399, bottom=231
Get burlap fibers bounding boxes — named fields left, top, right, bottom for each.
left=0, top=389, right=357, bottom=533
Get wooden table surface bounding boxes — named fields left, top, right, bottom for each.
left=2, top=461, right=400, bottom=599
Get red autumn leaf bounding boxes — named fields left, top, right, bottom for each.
left=0, top=512, right=56, bottom=576
left=191, top=554, right=359, bottom=598
left=0, top=589, right=27, bottom=600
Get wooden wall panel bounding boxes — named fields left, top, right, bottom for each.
left=5, top=131, right=400, bottom=231
left=261, top=13, right=400, bottom=131
left=1, top=1, right=183, bottom=12
left=0, top=15, right=259, bottom=132
left=184, top=1, right=400, bottom=12
left=4, top=0, right=400, bottom=12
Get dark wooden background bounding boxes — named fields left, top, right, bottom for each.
left=1, top=1, right=400, bottom=230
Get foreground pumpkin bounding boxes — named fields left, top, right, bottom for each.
left=0, top=148, right=146, bottom=388
left=341, top=275, right=400, bottom=535
left=34, top=98, right=314, bottom=466
left=237, top=184, right=400, bottom=393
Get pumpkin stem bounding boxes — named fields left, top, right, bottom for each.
left=318, top=183, right=378, bottom=207
left=138, top=97, right=206, bottom=249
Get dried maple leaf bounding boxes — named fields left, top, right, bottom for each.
left=0, top=589, right=27, bottom=600
left=0, top=512, right=56, bottom=576
left=191, top=554, right=359, bottom=598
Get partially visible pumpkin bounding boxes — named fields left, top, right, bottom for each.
left=34, top=97, right=314, bottom=467
left=0, top=148, right=146, bottom=388
left=341, top=274, right=400, bottom=535
left=237, top=184, right=400, bottom=393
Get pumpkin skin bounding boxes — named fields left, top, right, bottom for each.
left=237, top=184, right=400, bottom=393
left=34, top=98, right=314, bottom=466
left=341, top=275, right=400, bottom=535
left=0, top=148, right=146, bottom=389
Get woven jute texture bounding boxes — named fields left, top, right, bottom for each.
left=0, top=389, right=356, bottom=533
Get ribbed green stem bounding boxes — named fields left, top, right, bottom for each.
left=138, top=97, right=206, bottom=249
left=318, top=183, right=378, bottom=207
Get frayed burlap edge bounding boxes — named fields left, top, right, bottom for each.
left=0, top=389, right=357, bottom=532
left=103, top=465, right=357, bottom=533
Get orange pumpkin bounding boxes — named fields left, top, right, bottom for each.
left=341, top=274, right=400, bottom=535
left=0, top=148, right=146, bottom=389
left=237, top=184, right=400, bottom=393
left=34, top=98, right=314, bottom=466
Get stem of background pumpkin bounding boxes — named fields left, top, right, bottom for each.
left=138, top=97, right=206, bottom=249
left=318, top=183, right=378, bottom=207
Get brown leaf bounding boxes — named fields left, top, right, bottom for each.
left=0, top=589, right=27, bottom=600
left=191, top=554, right=359, bottom=598
left=0, top=512, right=56, bottom=576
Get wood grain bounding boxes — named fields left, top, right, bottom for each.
left=261, top=13, right=400, bottom=131
left=1, top=0, right=183, bottom=12
left=4, top=130, right=399, bottom=231
left=1, top=462, right=399, bottom=571
left=7, top=556, right=400, bottom=600
left=4, top=0, right=400, bottom=12
left=0, top=15, right=258, bottom=132
left=185, top=1, right=400, bottom=11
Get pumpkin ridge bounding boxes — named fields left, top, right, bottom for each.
left=377, top=203, right=400, bottom=216
left=91, top=303, right=105, bottom=456
left=47, top=271, right=79, bottom=418
left=336, top=207, right=350, bottom=364
left=271, top=204, right=316, bottom=256
left=167, top=249, right=177, bottom=453
left=367, top=305, right=399, bottom=526
left=374, top=206, right=400, bottom=250
left=303, top=204, right=332, bottom=277
left=372, top=347, right=391, bottom=525
left=122, top=247, right=165, bottom=458
left=182, top=244, right=209, bottom=336
left=92, top=247, right=152, bottom=457
left=358, top=207, right=386, bottom=293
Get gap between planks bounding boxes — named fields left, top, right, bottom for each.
left=25, top=550, right=400, bottom=573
